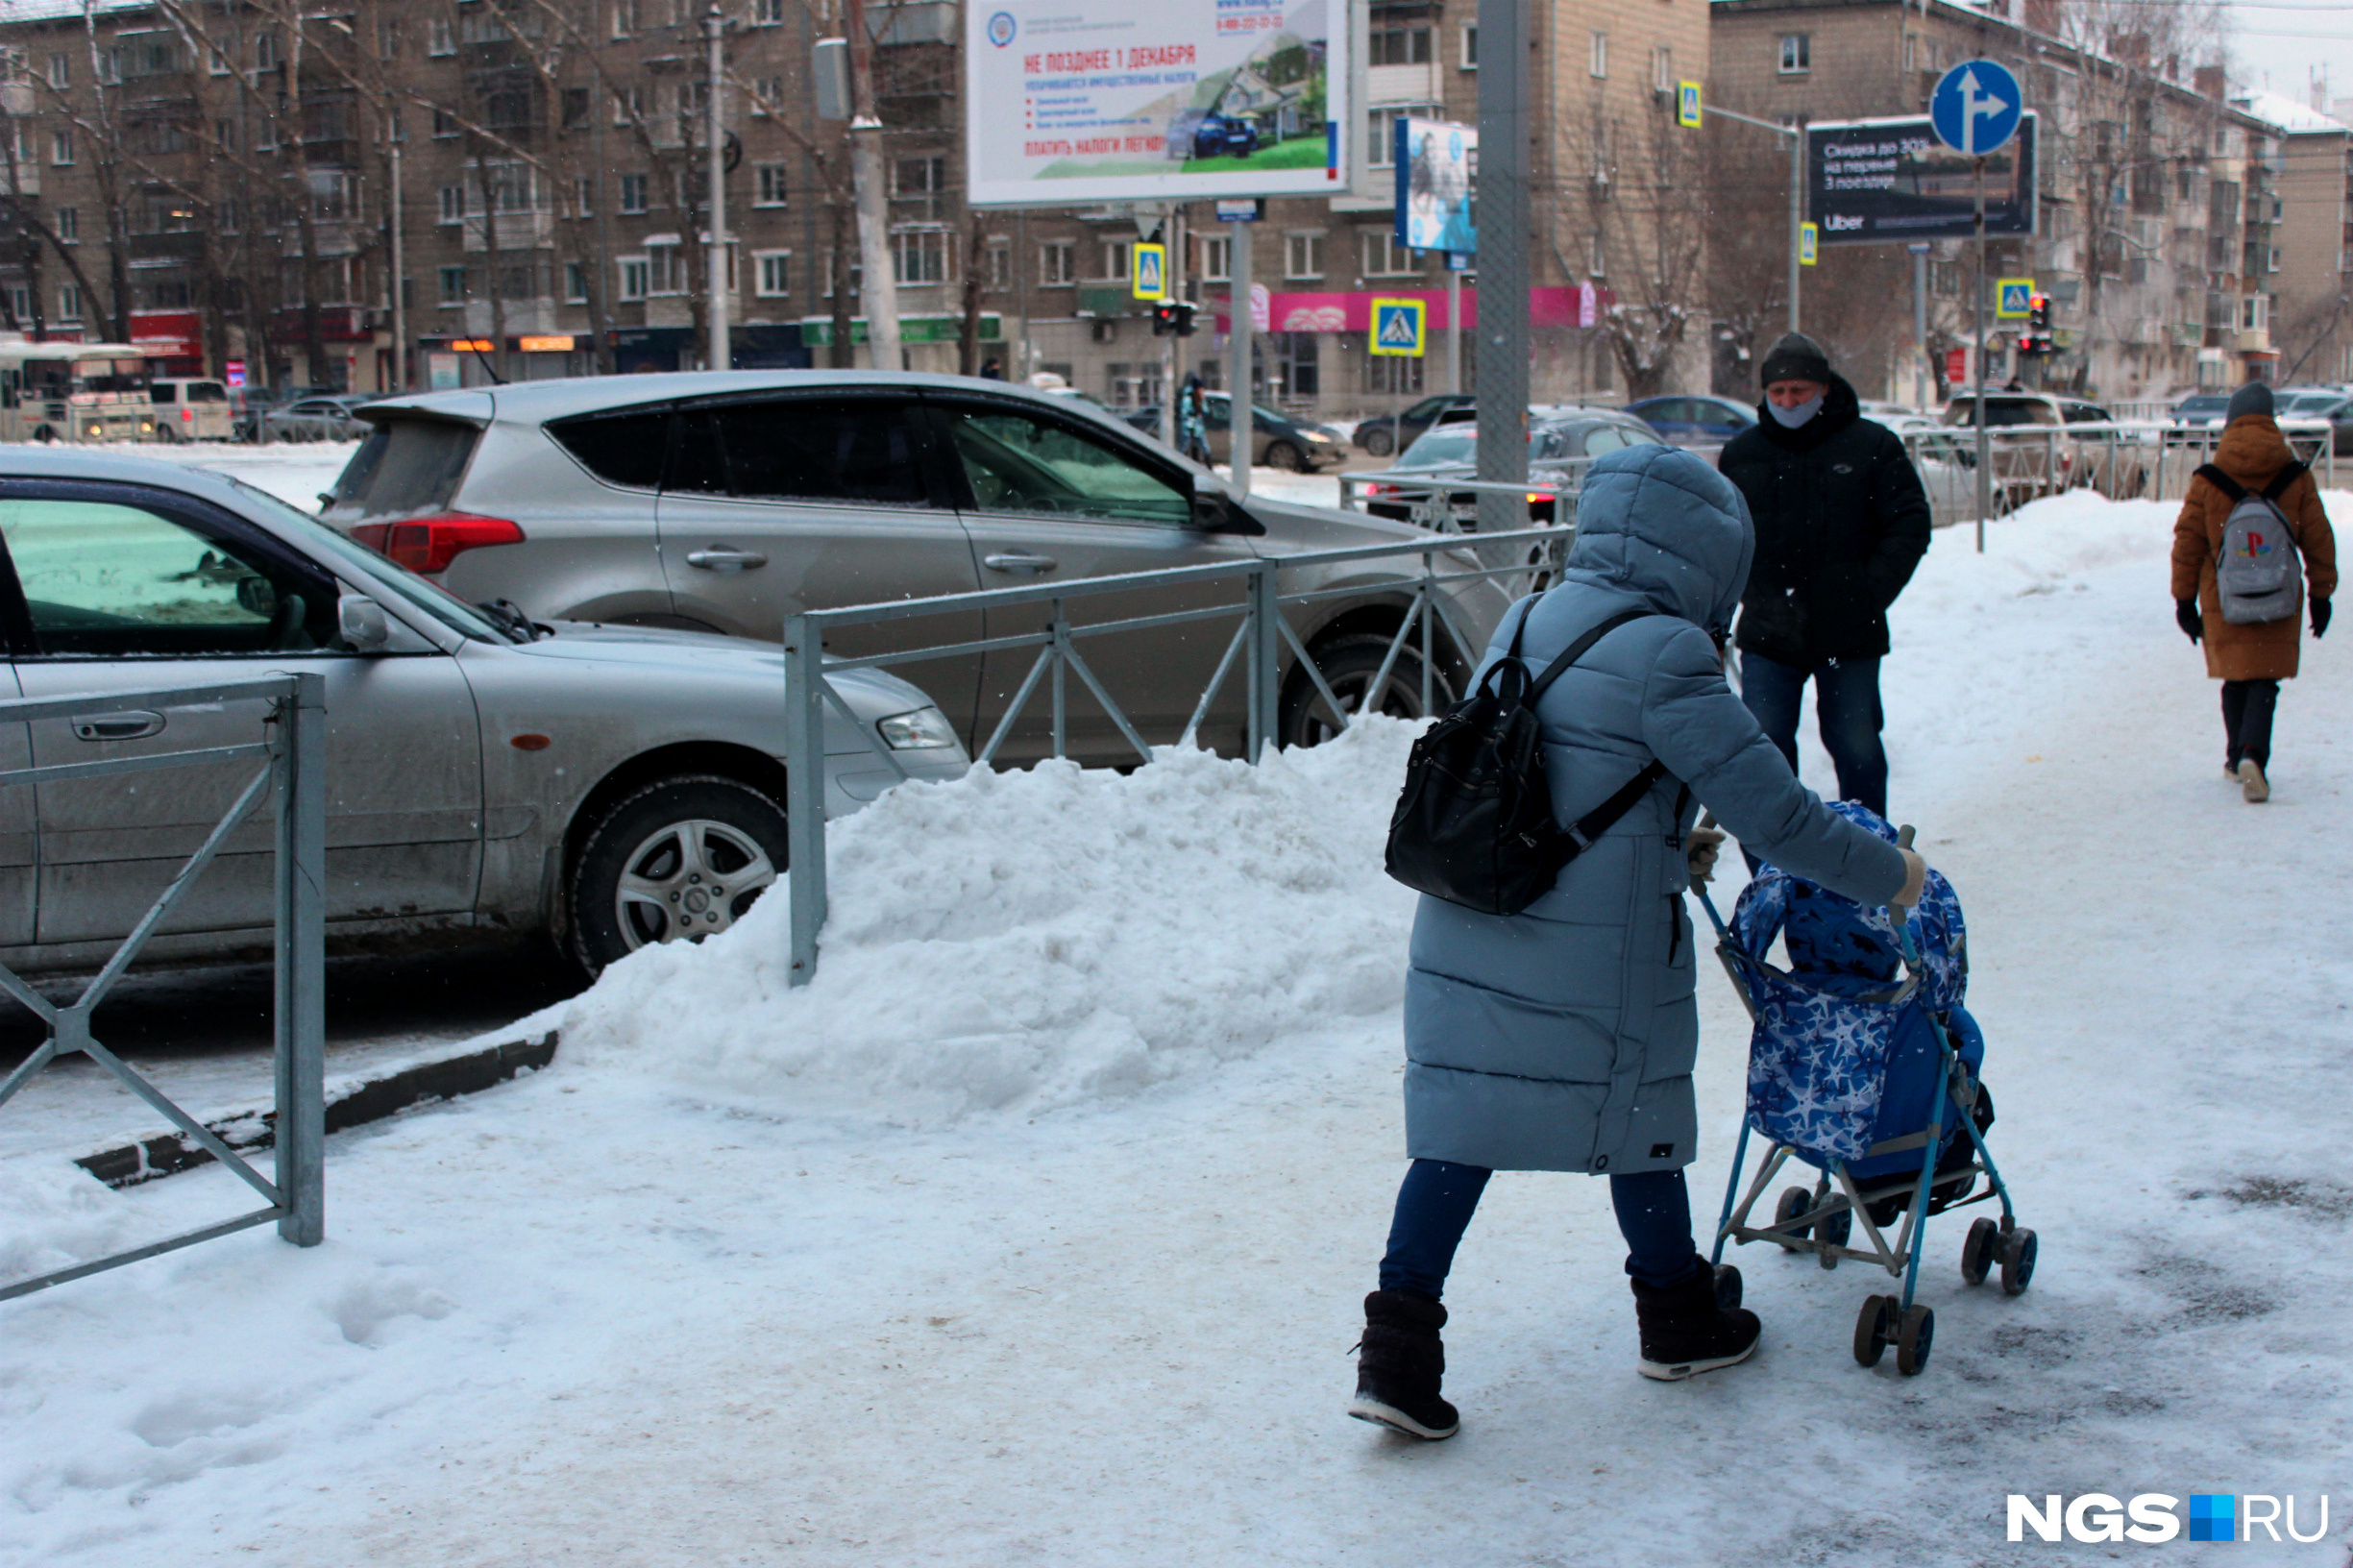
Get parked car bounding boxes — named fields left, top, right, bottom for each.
left=0, top=447, right=968, bottom=977
left=262, top=394, right=376, bottom=443
left=148, top=378, right=234, bottom=442
left=2273, top=387, right=2353, bottom=455
left=1942, top=391, right=2149, bottom=502
left=1362, top=409, right=1666, bottom=527
left=322, top=372, right=1514, bottom=760
left=2169, top=391, right=2232, bottom=437
left=1122, top=392, right=1348, bottom=471
left=1353, top=393, right=1477, bottom=457
left=1623, top=394, right=1758, bottom=448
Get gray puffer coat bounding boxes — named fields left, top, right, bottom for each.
left=1403, top=443, right=1909, bottom=1175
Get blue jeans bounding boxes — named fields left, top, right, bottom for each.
left=1741, top=650, right=1889, bottom=818
left=1378, top=1160, right=1700, bottom=1300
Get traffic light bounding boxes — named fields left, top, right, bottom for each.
left=1151, top=300, right=1197, bottom=337
left=2019, top=292, right=2052, bottom=355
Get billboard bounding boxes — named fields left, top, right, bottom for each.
left=1393, top=115, right=1474, bottom=255
left=965, top=1, right=1344, bottom=208
left=1807, top=114, right=2037, bottom=245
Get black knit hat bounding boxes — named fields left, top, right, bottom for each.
left=2225, top=381, right=2274, bottom=422
left=1758, top=331, right=1833, bottom=387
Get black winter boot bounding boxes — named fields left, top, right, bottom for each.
left=1630, top=1262, right=1762, bottom=1382
left=1348, top=1288, right=1460, bottom=1439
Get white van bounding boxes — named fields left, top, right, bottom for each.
left=149, top=378, right=233, bottom=441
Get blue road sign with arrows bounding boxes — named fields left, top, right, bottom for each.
left=1931, top=60, right=2022, bottom=158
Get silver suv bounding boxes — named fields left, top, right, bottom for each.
left=321, top=372, right=1513, bottom=760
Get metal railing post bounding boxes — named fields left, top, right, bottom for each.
left=1420, top=549, right=1437, bottom=713
left=1246, top=561, right=1281, bottom=761
left=273, top=671, right=326, bottom=1247
left=783, top=614, right=828, bottom=988
left=1050, top=600, right=1068, bottom=761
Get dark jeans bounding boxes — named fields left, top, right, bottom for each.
left=2222, top=679, right=2279, bottom=770
left=1741, top=650, right=1889, bottom=818
left=1378, top=1159, right=1700, bottom=1300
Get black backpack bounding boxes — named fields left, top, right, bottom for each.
left=1385, top=605, right=1671, bottom=916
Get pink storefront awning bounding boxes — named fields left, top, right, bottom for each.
left=1210, top=284, right=1613, bottom=333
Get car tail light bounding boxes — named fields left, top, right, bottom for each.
left=180, top=407, right=192, bottom=422
left=1365, top=482, right=1394, bottom=497
left=351, top=513, right=526, bottom=575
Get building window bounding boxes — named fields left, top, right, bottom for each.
left=614, top=86, right=646, bottom=126
left=54, top=207, right=76, bottom=242
left=428, top=17, right=454, bottom=55
left=1360, top=231, right=1416, bottom=278
left=1199, top=234, right=1230, bottom=282
left=439, top=184, right=466, bottom=224
left=311, top=170, right=357, bottom=221
left=620, top=172, right=650, bottom=213
left=45, top=52, right=66, bottom=88
left=2242, top=294, right=2267, bottom=331
left=1273, top=331, right=1318, bottom=398
left=564, top=260, right=588, bottom=302
left=1365, top=350, right=1423, bottom=396
left=214, top=118, right=237, bottom=153
left=433, top=108, right=459, bottom=139
left=437, top=265, right=468, bottom=304
left=1101, top=238, right=1132, bottom=281
left=1778, top=35, right=1810, bottom=74
left=619, top=257, right=649, bottom=301
left=612, top=0, right=638, bottom=36
left=755, top=250, right=791, bottom=296
left=1041, top=239, right=1075, bottom=284
left=892, top=155, right=946, bottom=220
left=49, top=129, right=71, bottom=166
left=3, top=285, right=28, bottom=325
left=1653, top=46, right=1673, bottom=93
left=984, top=238, right=1011, bottom=289
left=1589, top=31, right=1607, bottom=79
left=58, top=282, right=80, bottom=320
left=894, top=227, right=951, bottom=284
left=1368, top=12, right=1432, bottom=66
left=754, top=163, right=788, bottom=207
left=574, top=174, right=595, bottom=216
left=822, top=252, right=861, bottom=298
left=1460, top=24, right=1477, bottom=68
left=377, top=18, right=402, bottom=58
left=1367, top=103, right=1442, bottom=169
left=1285, top=232, right=1324, bottom=279
left=751, top=76, right=783, bottom=115
left=752, top=0, right=782, bottom=22
left=647, top=242, right=683, bottom=295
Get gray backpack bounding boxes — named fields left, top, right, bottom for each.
left=2196, top=461, right=2308, bottom=625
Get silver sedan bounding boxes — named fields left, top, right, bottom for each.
left=0, top=449, right=968, bottom=976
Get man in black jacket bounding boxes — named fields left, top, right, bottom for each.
left=1716, top=332, right=1931, bottom=819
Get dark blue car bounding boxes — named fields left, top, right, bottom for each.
left=1167, top=110, right=1260, bottom=160
left=1625, top=394, right=1758, bottom=447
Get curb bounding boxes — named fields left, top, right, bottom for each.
left=74, top=1031, right=561, bottom=1189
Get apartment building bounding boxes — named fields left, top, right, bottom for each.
left=1710, top=0, right=2283, bottom=402
left=2238, top=89, right=2353, bottom=385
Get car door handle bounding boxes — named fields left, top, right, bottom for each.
left=72, top=711, right=164, bottom=742
left=983, top=552, right=1059, bottom=575
left=685, top=547, right=769, bottom=571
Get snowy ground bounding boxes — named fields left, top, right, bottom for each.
left=5, top=472, right=2352, bottom=1564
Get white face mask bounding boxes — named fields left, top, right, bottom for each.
left=1768, top=392, right=1825, bottom=429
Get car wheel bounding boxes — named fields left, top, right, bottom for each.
left=1262, top=440, right=1306, bottom=472
left=1361, top=428, right=1395, bottom=457
left=1280, top=631, right=1454, bottom=749
left=568, top=774, right=788, bottom=975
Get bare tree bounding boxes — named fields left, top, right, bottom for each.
left=1556, top=102, right=1707, bottom=399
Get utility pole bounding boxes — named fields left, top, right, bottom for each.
left=842, top=0, right=900, bottom=371
left=1702, top=104, right=1805, bottom=338
left=705, top=3, right=730, bottom=370
left=1473, top=0, right=1531, bottom=537
left=1973, top=156, right=1989, bottom=553
left=389, top=141, right=406, bottom=392
left=1909, top=241, right=1929, bottom=408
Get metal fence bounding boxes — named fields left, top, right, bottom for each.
left=0, top=674, right=326, bottom=1304
left=779, top=523, right=1576, bottom=987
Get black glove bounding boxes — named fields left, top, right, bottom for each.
left=2315, top=598, right=2332, bottom=639
left=2176, top=599, right=2203, bottom=644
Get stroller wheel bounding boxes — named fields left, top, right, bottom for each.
left=1962, top=1217, right=2000, bottom=1286
left=1896, top=1304, right=1936, bottom=1375
left=1774, top=1187, right=1811, bottom=1248
left=1712, top=1262, right=1744, bottom=1311
left=1815, top=1206, right=1852, bottom=1269
left=1999, top=1227, right=2039, bottom=1296
left=1852, top=1294, right=1893, bottom=1367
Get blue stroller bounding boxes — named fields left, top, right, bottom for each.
left=1700, top=805, right=2036, bottom=1376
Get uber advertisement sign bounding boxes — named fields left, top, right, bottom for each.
left=1806, top=113, right=2037, bottom=245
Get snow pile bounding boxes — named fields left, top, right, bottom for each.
left=0, top=1161, right=136, bottom=1285
left=555, top=720, right=1423, bottom=1120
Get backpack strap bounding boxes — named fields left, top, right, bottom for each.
left=2194, top=463, right=2248, bottom=502
left=1524, top=607, right=1654, bottom=703
left=2263, top=460, right=2309, bottom=502
left=1552, top=758, right=1672, bottom=861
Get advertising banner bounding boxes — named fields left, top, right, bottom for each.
left=965, top=0, right=1342, bottom=207
left=1807, top=114, right=2036, bottom=245
left=1393, top=115, right=1474, bottom=255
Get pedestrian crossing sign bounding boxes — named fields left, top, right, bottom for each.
left=1678, top=81, right=1703, bottom=130
left=1132, top=242, right=1166, bottom=301
left=1800, top=223, right=1819, bottom=265
left=1370, top=298, right=1426, bottom=356
left=1996, top=278, right=2035, bottom=318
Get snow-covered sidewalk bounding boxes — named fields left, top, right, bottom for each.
left=6, top=491, right=2352, bottom=1565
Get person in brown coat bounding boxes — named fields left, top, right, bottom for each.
left=2170, top=380, right=2338, bottom=802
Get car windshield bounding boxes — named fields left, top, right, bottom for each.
left=2285, top=393, right=2344, bottom=415
left=2178, top=396, right=2228, bottom=415
left=212, top=474, right=514, bottom=642
left=1945, top=399, right=2049, bottom=428
left=1396, top=429, right=1478, bottom=468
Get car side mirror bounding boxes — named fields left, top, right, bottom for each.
left=1190, top=477, right=1264, bottom=536
left=338, top=593, right=390, bottom=651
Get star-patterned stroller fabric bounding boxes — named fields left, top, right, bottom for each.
left=1728, top=803, right=1981, bottom=1170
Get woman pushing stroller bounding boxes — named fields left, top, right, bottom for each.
left=1350, top=443, right=1925, bottom=1441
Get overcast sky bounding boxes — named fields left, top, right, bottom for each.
left=2224, top=0, right=2353, bottom=115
